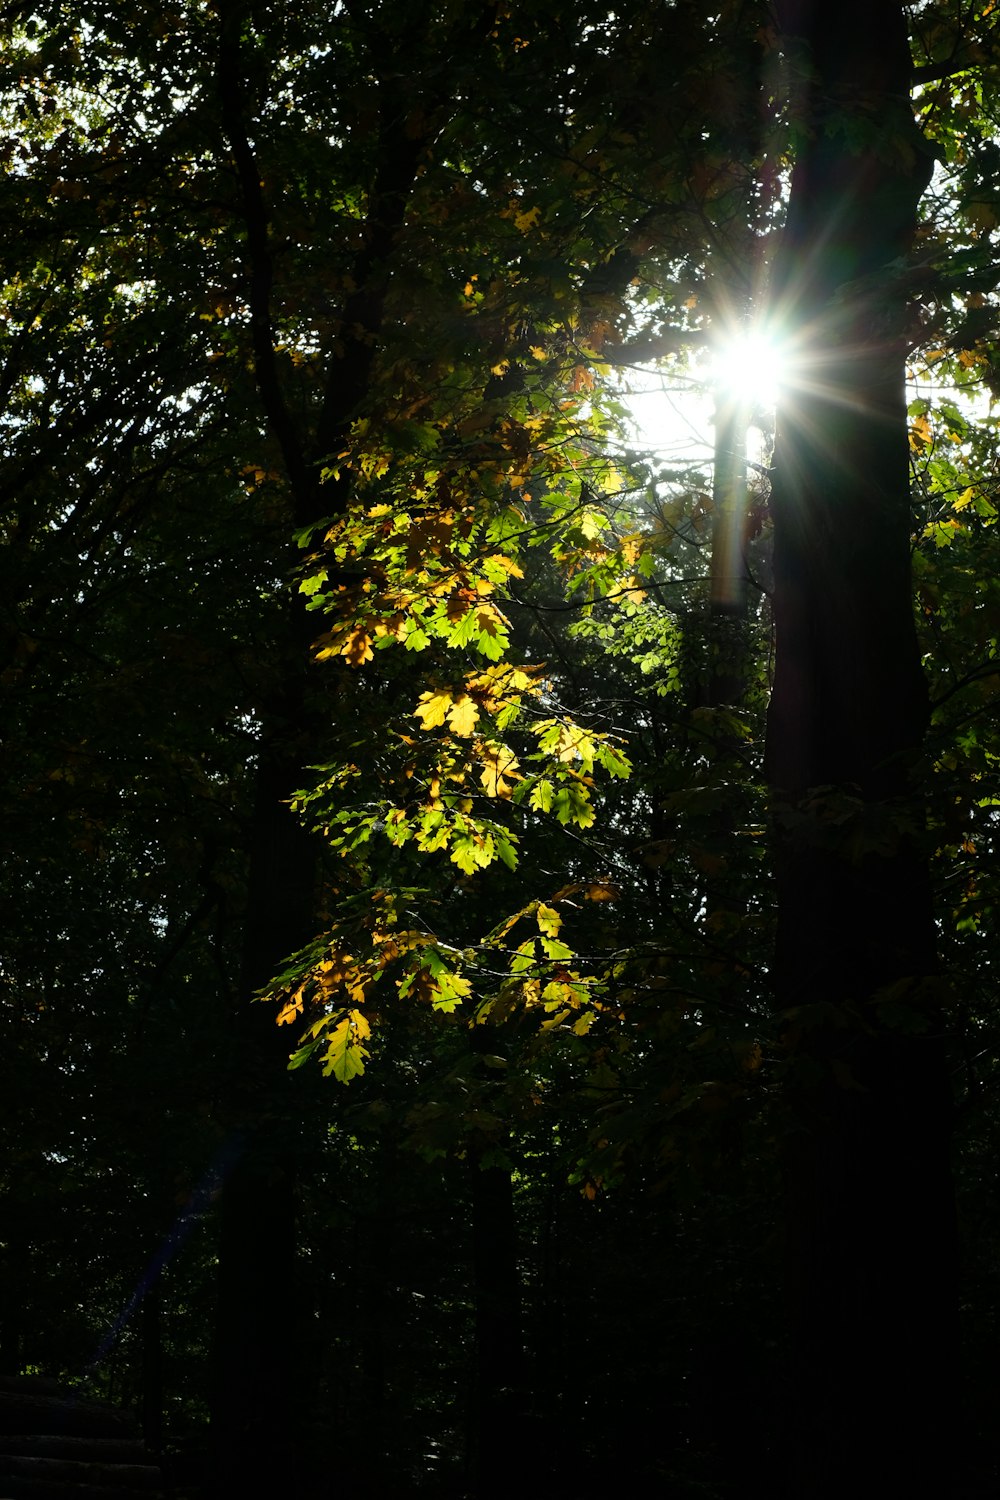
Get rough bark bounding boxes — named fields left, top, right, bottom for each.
left=766, top=3, right=957, bottom=1494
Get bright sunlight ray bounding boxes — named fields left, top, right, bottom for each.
left=622, top=329, right=784, bottom=467
left=713, top=331, right=783, bottom=409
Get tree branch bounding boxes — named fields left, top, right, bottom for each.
left=215, top=4, right=314, bottom=522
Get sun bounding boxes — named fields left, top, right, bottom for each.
left=713, top=331, right=783, bottom=410
left=619, top=329, right=786, bottom=462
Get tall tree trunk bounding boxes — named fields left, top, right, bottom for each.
left=766, top=4, right=957, bottom=1494
left=710, top=388, right=750, bottom=625
left=140, top=1276, right=163, bottom=1458
left=212, top=736, right=318, bottom=1498
left=463, top=1026, right=527, bottom=1498
left=469, top=1151, right=524, bottom=1500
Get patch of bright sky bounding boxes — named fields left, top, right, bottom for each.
left=622, top=363, right=716, bottom=469
left=620, top=332, right=782, bottom=471
left=621, top=328, right=1000, bottom=494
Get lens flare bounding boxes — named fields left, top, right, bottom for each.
left=713, top=331, right=783, bottom=409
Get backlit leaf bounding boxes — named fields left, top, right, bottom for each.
left=415, top=689, right=452, bottom=730
left=447, top=694, right=480, bottom=737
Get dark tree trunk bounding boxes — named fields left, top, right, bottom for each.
left=469, top=1153, right=524, bottom=1500
left=766, top=4, right=957, bottom=1494
left=140, top=1277, right=162, bottom=1459
left=212, top=741, right=317, bottom=1499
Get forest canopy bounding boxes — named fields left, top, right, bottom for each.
left=2, top=2, right=1000, bottom=1497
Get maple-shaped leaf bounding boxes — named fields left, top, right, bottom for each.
left=447, top=591, right=473, bottom=623
left=553, top=784, right=595, bottom=828
left=480, top=741, right=520, bottom=797
left=450, top=827, right=494, bottom=872
left=482, top=552, right=524, bottom=583
left=595, top=743, right=631, bottom=778
left=447, top=694, right=479, bottom=737
left=314, top=626, right=348, bottom=661
left=415, top=689, right=452, bottom=729
left=276, top=987, right=306, bottom=1026
left=536, top=903, right=562, bottom=938
left=556, top=726, right=587, bottom=764
left=430, top=969, right=472, bottom=1013
left=528, top=779, right=553, bottom=813
left=315, top=949, right=357, bottom=987
left=321, top=1011, right=371, bottom=1083
left=343, top=628, right=374, bottom=666
left=541, top=936, right=573, bottom=961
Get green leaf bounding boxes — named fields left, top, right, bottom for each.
left=287, top=1036, right=323, bottom=1072
left=320, top=1013, right=370, bottom=1084
left=553, top=784, right=595, bottom=828
left=529, top=778, right=554, bottom=812
left=595, top=743, right=632, bottom=778
left=541, top=936, right=573, bottom=960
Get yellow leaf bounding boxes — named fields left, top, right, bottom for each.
left=514, top=205, right=540, bottom=232
left=556, top=726, right=584, bottom=762
left=415, top=689, right=452, bottom=729
left=585, top=881, right=620, bottom=903
left=908, top=413, right=932, bottom=452
left=313, top=627, right=347, bottom=661
left=276, top=987, right=305, bottom=1026
left=374, top=611, right=408, bottom=640
left=342, top=628, right=374, bottom=666
left=485, top=552, right=524, bottom=578
left=316, top=951, right=356, bottom=988
left=447, top=694, right=480, bottom=737
left=536, top=903, right=562, bottom=937
left=521, top=977, right=542, bottom=1005
left=480, top=741, right=520, bottom=797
